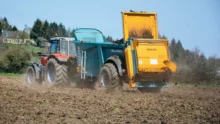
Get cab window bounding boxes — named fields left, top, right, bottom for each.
left=50, top=40, right=58, bottom=54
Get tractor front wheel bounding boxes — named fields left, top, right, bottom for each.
left=45, top=58, right=68, bottom=86
left=25, top=66, right=42, bottom=85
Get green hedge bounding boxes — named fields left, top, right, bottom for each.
left=0, top=47, right=31, bottom=73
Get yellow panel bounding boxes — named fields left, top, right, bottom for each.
left=122, top=12, right=158, bottom=41
left=164, top=60, right=177, bottom=72
left=131, top=39, right=176, bottom=73
left=124, top=46, right=135, bottom=88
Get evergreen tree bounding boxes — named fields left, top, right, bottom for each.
left=3, top=17, right=8, bottom=23
left=170, top=38, right=176, bottom=49
left=106, top=35, right=114, bottom=42
left=0, top=22, right=2, bottom=35
left=30, top=19, right=44, bottom=40
left=58, top=23, right=66, bottom=36
left=70, top=28, right=75, bottom=37
left=0, top=17, right=13, bottom=31
left=43, top=20, right=49, bottom=40
left=12, top=26, right=18, bottom=31
left=176, top=40, right=184, bottom=58
left=49, top=22, right=58, bottom=37
left=169, top=38, right=177, bottom=60
left=158, top=33, right=167, bottom=39
left=2, top=17, right=8, bottom=30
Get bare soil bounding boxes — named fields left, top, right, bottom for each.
left=0, top=76, right=220, bottom=124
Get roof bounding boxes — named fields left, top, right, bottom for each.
left=0, top=31, right=17, bottom=38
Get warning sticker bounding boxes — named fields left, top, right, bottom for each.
left=150, top=59, right=158, bottom=65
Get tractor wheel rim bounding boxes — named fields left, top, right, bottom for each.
left=47, top=63, right=56, bottom=83
left=27, top=69, right=34, bottom=84
left=101, top=72, right=109, bottom=88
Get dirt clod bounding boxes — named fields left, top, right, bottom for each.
left=76, top=116, right=81, bottom=119
left=36, top=111, right=42, bottom=115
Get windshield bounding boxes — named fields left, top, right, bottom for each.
left=49, top=39, right=76, bottom=56
left=60, top=39, right=76, bottom=56
left=60, top=40, right=68, bottom=55
left=74, top=28, right=105, bottom=43
left=50, top=40, right=58, bottom=54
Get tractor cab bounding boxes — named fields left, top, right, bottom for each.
left=49, top=37, right=76, bottom=56
left=40, top=37, right=76, bottom=66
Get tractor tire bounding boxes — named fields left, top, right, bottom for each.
left=97, top=63, right=121, bottom=92
left=25, top=66, right=42, bottom=86
left=45, top=58, right=68, bottom=86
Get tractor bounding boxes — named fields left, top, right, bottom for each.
left=25, top=11, right=176, bottom=91
left=25, top=37, right=76, bottom=86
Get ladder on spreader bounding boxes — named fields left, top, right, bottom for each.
left=80, top=51, right=87, bottom=79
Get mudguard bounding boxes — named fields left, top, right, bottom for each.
left=29, top=62, right=42, bottom=80
left=49, top=54, right=69, bottom=63
left=105, top=56, right=123, bottom=76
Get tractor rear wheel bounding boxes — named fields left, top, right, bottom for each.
left=97, top=63, right=121, bottom=92
left=45, top=58, right=68, bottom=86
left=25, top=66, right=42, bottom=85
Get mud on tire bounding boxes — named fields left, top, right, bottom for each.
left=97, top=63, right=122, bottom=92
left=45, top=58, right=68, bottom=86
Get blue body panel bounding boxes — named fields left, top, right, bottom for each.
left=73, top=28, right=126, bottom=78
left=74, top=41, right=125, bottom=77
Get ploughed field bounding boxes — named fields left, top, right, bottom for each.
left=0, top=76, right=220, bottom=124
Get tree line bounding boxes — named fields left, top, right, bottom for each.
left=167, top=37, right=220, bottom=84
left=30, top=19, right=75, bottom=41
left=0, top=17, right=18, bottom=34
left=1, top=17, right=116, bottom=43
left=0, top=17, right=30, bottom=41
